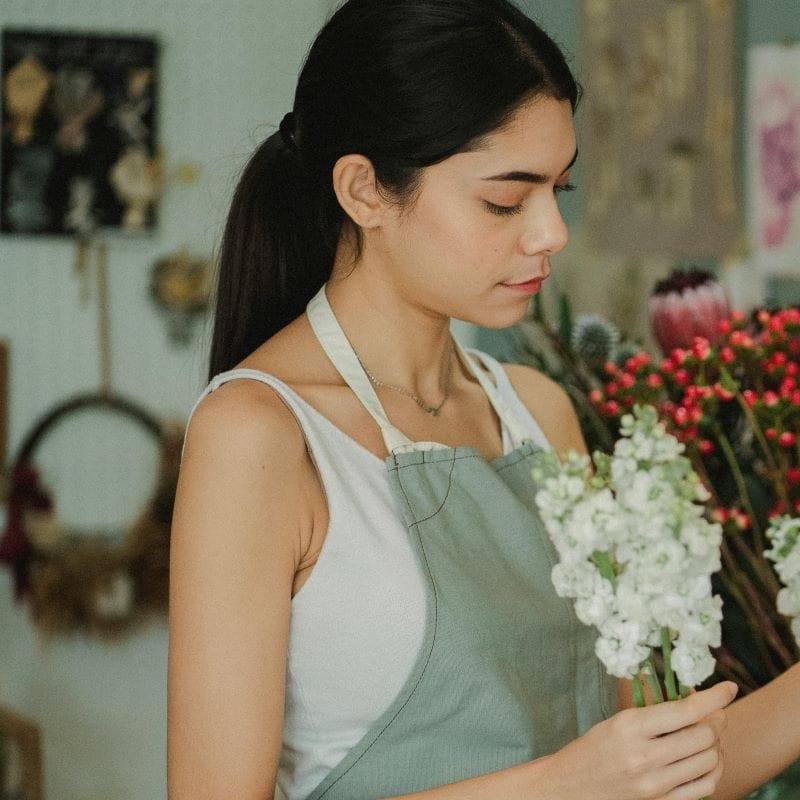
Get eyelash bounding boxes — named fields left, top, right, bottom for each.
left=484, top=183, right=577, bottom=217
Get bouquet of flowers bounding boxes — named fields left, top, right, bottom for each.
left=533, top=405, right=723, bottom=706
left=520, top=269, right=800, bottom=694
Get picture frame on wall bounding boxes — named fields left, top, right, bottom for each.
left=0, top=30, right=159, bottom=236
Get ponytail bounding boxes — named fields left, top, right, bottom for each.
left=208, top=129, right=338, bottom=379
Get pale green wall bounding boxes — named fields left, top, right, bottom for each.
left=0, top=3, right=328, bottom=800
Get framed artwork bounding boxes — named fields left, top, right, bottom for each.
left=580, top=0, right=740, bottom=258
left=1, top=30, right=159, bottom=236
left=748, top=43, right=800, bottom=277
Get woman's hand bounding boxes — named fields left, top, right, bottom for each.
left=535, top=681, right=738, bottom=800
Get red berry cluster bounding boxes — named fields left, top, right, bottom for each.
left=589, top=308, right=800, bottom=523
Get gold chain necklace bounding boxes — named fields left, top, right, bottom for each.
left=355, top=347, right=453, bottom=417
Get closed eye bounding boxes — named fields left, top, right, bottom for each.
left=485, top=201, right=523, bottom=217
left=555, top=182, right=577, bottom=195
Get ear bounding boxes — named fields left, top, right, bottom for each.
left=331, top=154, right=387, bottom=229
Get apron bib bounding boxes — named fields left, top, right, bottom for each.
left=304, top=286, right=616, bottom=800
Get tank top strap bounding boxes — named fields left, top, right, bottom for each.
left=463, top=348, right=551, bottom=452
left=182, top=368, right=315, bottom=460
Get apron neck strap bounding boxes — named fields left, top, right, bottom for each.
left=307, top=286, right=414, bottom=452
left=306, top=285, right=526, bottom=453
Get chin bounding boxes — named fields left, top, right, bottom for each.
left=459, top=302, right=531, bottom=331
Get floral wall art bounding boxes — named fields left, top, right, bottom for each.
left=1, top=30, right=159, bottom=236
left=748, top=43, right=800, bottom=278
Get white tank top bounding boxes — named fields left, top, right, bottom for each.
left=190, top=350, right=550, bottom=800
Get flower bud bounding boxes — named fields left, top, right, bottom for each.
left=649, top=269, right=731, bottom=356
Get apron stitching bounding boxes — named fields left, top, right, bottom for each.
left=391, top=450, right=457, bottom=525
left=392, top=451, right=476, bottom=470
left=318, top=525, right=440, bottom=798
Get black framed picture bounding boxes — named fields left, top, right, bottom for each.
left=1, top=30, right=159, bottom=236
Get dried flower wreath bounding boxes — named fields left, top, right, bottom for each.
left=0, top=393, right=182, bottom=639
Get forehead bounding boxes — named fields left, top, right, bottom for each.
left=441, top=96, right=577, bottom=178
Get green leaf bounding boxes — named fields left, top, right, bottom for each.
left=558, top=291, right=574, bottom=355
left=591, top=549, right=617, bottom=586
left=718, top=365, right=739, bottom=393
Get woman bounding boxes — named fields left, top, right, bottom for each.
left=168, top=1, right=799, bottom=798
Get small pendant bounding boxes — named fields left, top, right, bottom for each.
left=428, top=408, right=438, bottom=417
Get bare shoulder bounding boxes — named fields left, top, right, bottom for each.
left=175, top=376, right=317, bottom=574
left=182, top=377, right=307, bottom=470
left=501, top=363, right=588, bottom=457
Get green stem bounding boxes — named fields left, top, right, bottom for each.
left=734, top=389, right=790, bottom=509
left=721, top=542, right=793, bottom=675
left=631, top=675, right=646, bottom=708
left=661, top=628, right=679, bottom=701
left=643, top=656, right=665, bottom=704
left=710, top=421, right=764, bottom=544
left=729, top=528, right=781, bottom=599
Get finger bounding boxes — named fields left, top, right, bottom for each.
left=650, top=713, right=724, bottom=765
left=663, top=754, right=724, bottom=800
left=640, top=682, right=737, bottom=737
left=657, top=745, right=720, bottom=795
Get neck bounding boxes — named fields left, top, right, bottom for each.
left=325, top=254, right=456, bottom=400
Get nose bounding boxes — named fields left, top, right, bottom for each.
left=520, top=198, right=569, bottom=256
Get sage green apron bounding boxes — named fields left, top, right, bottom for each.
left=304, top=286, right=617, bottom=800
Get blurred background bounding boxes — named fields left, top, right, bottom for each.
left=0, top=1, right=798, bottom=798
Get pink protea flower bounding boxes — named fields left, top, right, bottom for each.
left=649, top=269, right=731, bottom=356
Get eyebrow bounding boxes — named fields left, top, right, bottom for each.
left=482, top=148, right=579, bottom=183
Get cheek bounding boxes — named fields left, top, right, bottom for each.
left=404, top=194, right=503, bottom=274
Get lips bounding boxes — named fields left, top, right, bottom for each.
left=501, top=276, right=547, bottom=294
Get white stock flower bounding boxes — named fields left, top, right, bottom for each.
left=595, top=615, right=650, bottom=678
left=534, top=405, right=723, bottom=688
left=670, top=639, right=716, bottom=687
left=551, top=561, right=598, bottom=598
left=574, top=576, right=616, bottom=627
left=777, top=585, right=800, bottom=617
left=765, top=515, right=800, bottom=647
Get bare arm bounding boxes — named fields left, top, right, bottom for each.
left=713, top=662, right=800, bottom=799
left=168, top=383, right=314, bottom=799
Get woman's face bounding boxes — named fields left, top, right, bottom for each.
left=378, top=95, right=577, bottom=329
